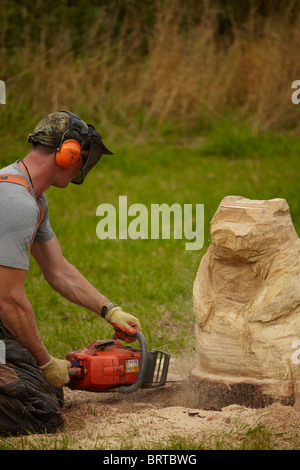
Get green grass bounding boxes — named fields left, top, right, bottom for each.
left=4, top=124, right=295, bottom=357
left=0, top=421, right=293, bottom=450
left=1, top=122, right=300, bottom=449
left=22, top=124, right=300, bottom=358
left=140, top=423, right=276, bottom=450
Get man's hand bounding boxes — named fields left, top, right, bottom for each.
left=104, top=306, right=141, bottom=343
left=39, top=356, right=71, bottom=388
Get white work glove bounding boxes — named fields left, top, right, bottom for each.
left=101, top=303, right=141, bottom=343
left=40, top=356, right=71, bottom=388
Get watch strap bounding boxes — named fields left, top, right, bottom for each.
left=101, top=302, right=118, bottom=319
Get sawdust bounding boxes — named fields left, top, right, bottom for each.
left=57, top=359, right=300, bottom=450
left=3, top=358, right=298, bottom=450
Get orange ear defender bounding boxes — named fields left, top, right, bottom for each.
left=55, top=139, right=82, bottom=169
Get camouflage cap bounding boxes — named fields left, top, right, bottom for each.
left=28, top=111, right=89, bottom=148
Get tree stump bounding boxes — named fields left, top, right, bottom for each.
left=192, top=196, right=300, bottom=410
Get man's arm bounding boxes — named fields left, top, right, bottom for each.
left=0, top=265, right=51, bottom=366
left=31, top=236, right=110, bottom=314
left=31, top=236, right=142, bottom=343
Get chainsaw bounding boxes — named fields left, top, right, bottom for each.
left=65, top=330, right=170, bottom=394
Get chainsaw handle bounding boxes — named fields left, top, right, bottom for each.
left=117, top=329, right=148, bottom=394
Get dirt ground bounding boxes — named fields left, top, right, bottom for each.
left=59, top=359, right=300, bottom=450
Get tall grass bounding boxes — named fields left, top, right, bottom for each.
left=1, top=0, right=300, bottom=139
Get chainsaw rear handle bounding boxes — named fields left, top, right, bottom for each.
left=117, top=329, right=148, bottom=394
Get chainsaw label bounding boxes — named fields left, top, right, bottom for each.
left=125, top=359, right=139, bottom=373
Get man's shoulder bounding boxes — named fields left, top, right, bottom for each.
left=0, top=162, right=21, bottom=175
left=0, top=163, right=36, bottom=212
left=0, top=161, right=45, bottom=202
left=0, top=162, right=31, bottom=190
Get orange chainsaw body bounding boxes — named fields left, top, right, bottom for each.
left=66, top=331, right=170, bottom=394
left=66, top=339, right=141, bottom=392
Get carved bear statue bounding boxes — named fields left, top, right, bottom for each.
left=193, top=196, right=300, bottom=409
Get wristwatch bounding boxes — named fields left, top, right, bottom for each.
left=101, top=302, right=117, bottom=319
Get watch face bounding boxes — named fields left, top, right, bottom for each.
left=101, top=303, right=117, bottom=318
left=101, top=306, right=108, bottom=318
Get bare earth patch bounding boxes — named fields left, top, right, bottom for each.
left=59, top=359, right=299, bottom=450
left=3, top=358, right=298, bottom=450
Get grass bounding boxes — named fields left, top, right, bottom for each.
left=145, top=423, right=276, bottom=450
left=2, top=1, right=300, bottom=136
left=26, top=125, right=300, bottom=356
left=1, top=1, right=300, bottom=449
left=1, top=120, right=299, bottom=450
left=0, top=420, right=295, bottom=451
left=9, top=122, right=298, bottom=359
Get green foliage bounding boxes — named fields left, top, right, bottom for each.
left=2, top=0, right=300, bottom=136
left=1, top=121, right=299, bottom=451
left=0, top=420, right=285, bottom=450
left=13, top=124, right=299, bottom=359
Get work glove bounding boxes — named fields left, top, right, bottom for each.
left=101, top=303, right=141, bottom=343
left=39, top=356, right=71, bottom=388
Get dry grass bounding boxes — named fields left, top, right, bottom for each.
left=1, top=1, right=300, bottom=136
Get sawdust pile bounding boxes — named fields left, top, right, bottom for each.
left=60, top=386, right=299, bottom=450
left=57, top=359, right=299, bottom=450
left=4, top=358, right=298, bottom=450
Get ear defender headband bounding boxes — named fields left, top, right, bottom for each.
left=55, top=111, right=88, bottom=170
left=54, top=110, right=113, bottom=184
left=28, top=111, right=113, bottom=182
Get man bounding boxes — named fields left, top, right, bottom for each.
left=0, top=111, right=141, bottom=434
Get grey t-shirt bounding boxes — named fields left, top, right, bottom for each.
left=0, top=162, right=55, bottom=270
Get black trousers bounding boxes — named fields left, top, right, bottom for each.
left=0, top=320, right=64, bottom=435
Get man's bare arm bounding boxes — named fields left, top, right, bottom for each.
left=32, top=237, right=142, bottom=344
left=0, top=266, right=51, bottom=366
left=31, top=236, right=110, bottom=315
